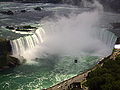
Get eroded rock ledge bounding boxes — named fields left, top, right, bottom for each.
left=0, top=38, right=20, bottom=71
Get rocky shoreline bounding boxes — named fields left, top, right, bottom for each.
left=0, top=56, right=20, bottom=71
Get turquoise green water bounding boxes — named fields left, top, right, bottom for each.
left=0, top=56, right=99, bottom=90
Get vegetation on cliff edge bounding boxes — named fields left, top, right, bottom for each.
left=86, top=52, right=120, bottom=90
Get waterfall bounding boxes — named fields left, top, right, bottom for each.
left=10, top=27, right=46, bottom=56
left=92, top=29, right=117, bottom=56
left=95, top=30, right=117, bottom=49
left=10, top=21, right=117, bottom=61
left=10, top=0, right=117, bottom=61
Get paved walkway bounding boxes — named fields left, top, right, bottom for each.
left=46, top=57, right=107, bottom=90
left=46, top=68, right=96, bottom=90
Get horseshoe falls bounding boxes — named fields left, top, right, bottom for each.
left=10, top=27, right=46, bottom=60
left=10, top=9, right=117, bottom=61
left=0, top=1, right=118, bottom=90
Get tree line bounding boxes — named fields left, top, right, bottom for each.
left=86, top=54, right=120, bottom=90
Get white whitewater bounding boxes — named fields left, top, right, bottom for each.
left=10, top=0, right=117, bottom=62
left=10, top=27, right=46, bottom=61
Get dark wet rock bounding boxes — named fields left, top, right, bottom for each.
left=0, top=38, right=11, bottom=55
left=2, top=66, right=9, bottom=69
left=5, top=25, right=37, bottom=32
left=116, top=37, right=120, bottom=44
left=15, top=25, right=37, bottom=32
left=0, top=56, right=20, bottom=71
left=20, top=10, right=27, bottom=13
left=0, top=38, right=12, bottom=66
left=6, top=26, right=15, bottom=30
left=0, top=10, right=14, bottom=15
left=22, top=25, right=37, bottom=29
left=6, top=41, right=12, bottom=54
left=34, top=7, right=42, bottom=11
left=0, top=38, right=20, bottom=71
left=7, top=10, right=14, bottom=15
left=8, top=56, right=20, bottom=67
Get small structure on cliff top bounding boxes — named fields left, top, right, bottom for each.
left=68, top=82, right=82, bottom=90
left=114, top=44, right=120, bottom=49
left=114, top=37, right=120, bottom=49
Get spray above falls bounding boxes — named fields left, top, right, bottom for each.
left=10, top=0, right=117, bottom=61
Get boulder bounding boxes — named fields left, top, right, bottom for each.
left=20, top=10, right=27, bottom=13
left=6, top=26, right=15, bottom=30
left=15, top=25, right=37, bottom=32
left=34, top=7, right=42, bottom=11
left=7, top=10, right=14, bottom=15
left=116, top=38, right=120, bottom=44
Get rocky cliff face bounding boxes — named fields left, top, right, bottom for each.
left=0, top=38, right=20, bottom=70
